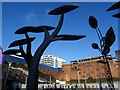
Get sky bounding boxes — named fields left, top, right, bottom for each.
left=2, top=2, right=119, bottom=64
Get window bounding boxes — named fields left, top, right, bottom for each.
left=97, top=75, right=100, bottom=78
left=96, top=68, right=99, bottom=71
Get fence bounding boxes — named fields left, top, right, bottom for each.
left=21, top=82, right=119, bottom=90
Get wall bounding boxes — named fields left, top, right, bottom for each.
left=57, top=57, right=120, bottom=81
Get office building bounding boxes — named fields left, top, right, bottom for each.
left=115, top=50, right=120, bottom=60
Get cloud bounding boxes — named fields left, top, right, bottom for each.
left=22, top=9, right=55, bottom=26
left=23, top=12, right=40, bottom=25
left=39, top=8, right=54, bottom=24
left=26, top=13, right=37, bottom=21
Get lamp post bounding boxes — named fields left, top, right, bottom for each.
left=77, top=68, right=80, bottom=87
left=74, top=64, right=80, bottom=88
left=89, top=16, right=116, bottom=90
left=50, top=76, right=51, bottom=84
left=49, top=71, right=52, bottom=84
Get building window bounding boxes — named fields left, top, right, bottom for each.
left=97, top=75, right=100, bottom=78
left=96, top=68, right=99, bottom=71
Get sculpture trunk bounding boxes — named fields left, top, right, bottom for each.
left=27, top=14, right=64, bottom=90
left=27, top=40, right=51, bottom=90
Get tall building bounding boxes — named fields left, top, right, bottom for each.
left=115, top=50, right=120, bottom=60
left=40, top=55, right=65, bottom=68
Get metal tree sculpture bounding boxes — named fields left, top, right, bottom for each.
left=107, top=1, right=120, bottom=18
left=89, top=16, right=116, bottom=90
left=3, top=4, right=86, bottom=90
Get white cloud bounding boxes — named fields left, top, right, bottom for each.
left=22, top=10, right=55, bottom=26
left=26, top=13, right=37, bottom=21
left=23, top=12, right=40, bottom=25
left=39, top=8, right=54, bottom=24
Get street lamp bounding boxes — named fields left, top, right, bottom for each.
left=77, top=68, right=80, bottom=87
left=74, top=65, right=81, bottom=88
left=89, top=16, right=116, bottom=90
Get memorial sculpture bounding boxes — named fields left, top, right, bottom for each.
left=3, top=4, right=86, bottom=89
left=89, top=15, right=116, bottom=90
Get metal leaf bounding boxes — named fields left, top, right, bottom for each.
left=102, top=47, right=110, bottom=56
left=15, top=26, right=55, bottom=34
left=107, top=1, right=120, bottom=11
left=112, top=13, right=120, bottom=18
left=92, top=43, right=99, bottom=49
left=2, top=49, right=21, bottom=55
left=9, top=37, right=35, bottom=48
left=15, top=26, right=36, bottom=34
left=105, top=27, right=116, bottom=48
left=48, top=4, right=79, bottom=15
left=34, top=26, right=55, bottom=33
left=55, top=34, right=86, bottom=41
left=89, top=16, right=98, bottom=29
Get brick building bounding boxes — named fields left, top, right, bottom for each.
left=22, top=55, right=119, bottom=82
left=56, top=56, right=120, bottom=81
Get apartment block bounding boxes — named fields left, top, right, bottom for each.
left=40, top=55, right=65, bottom=68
